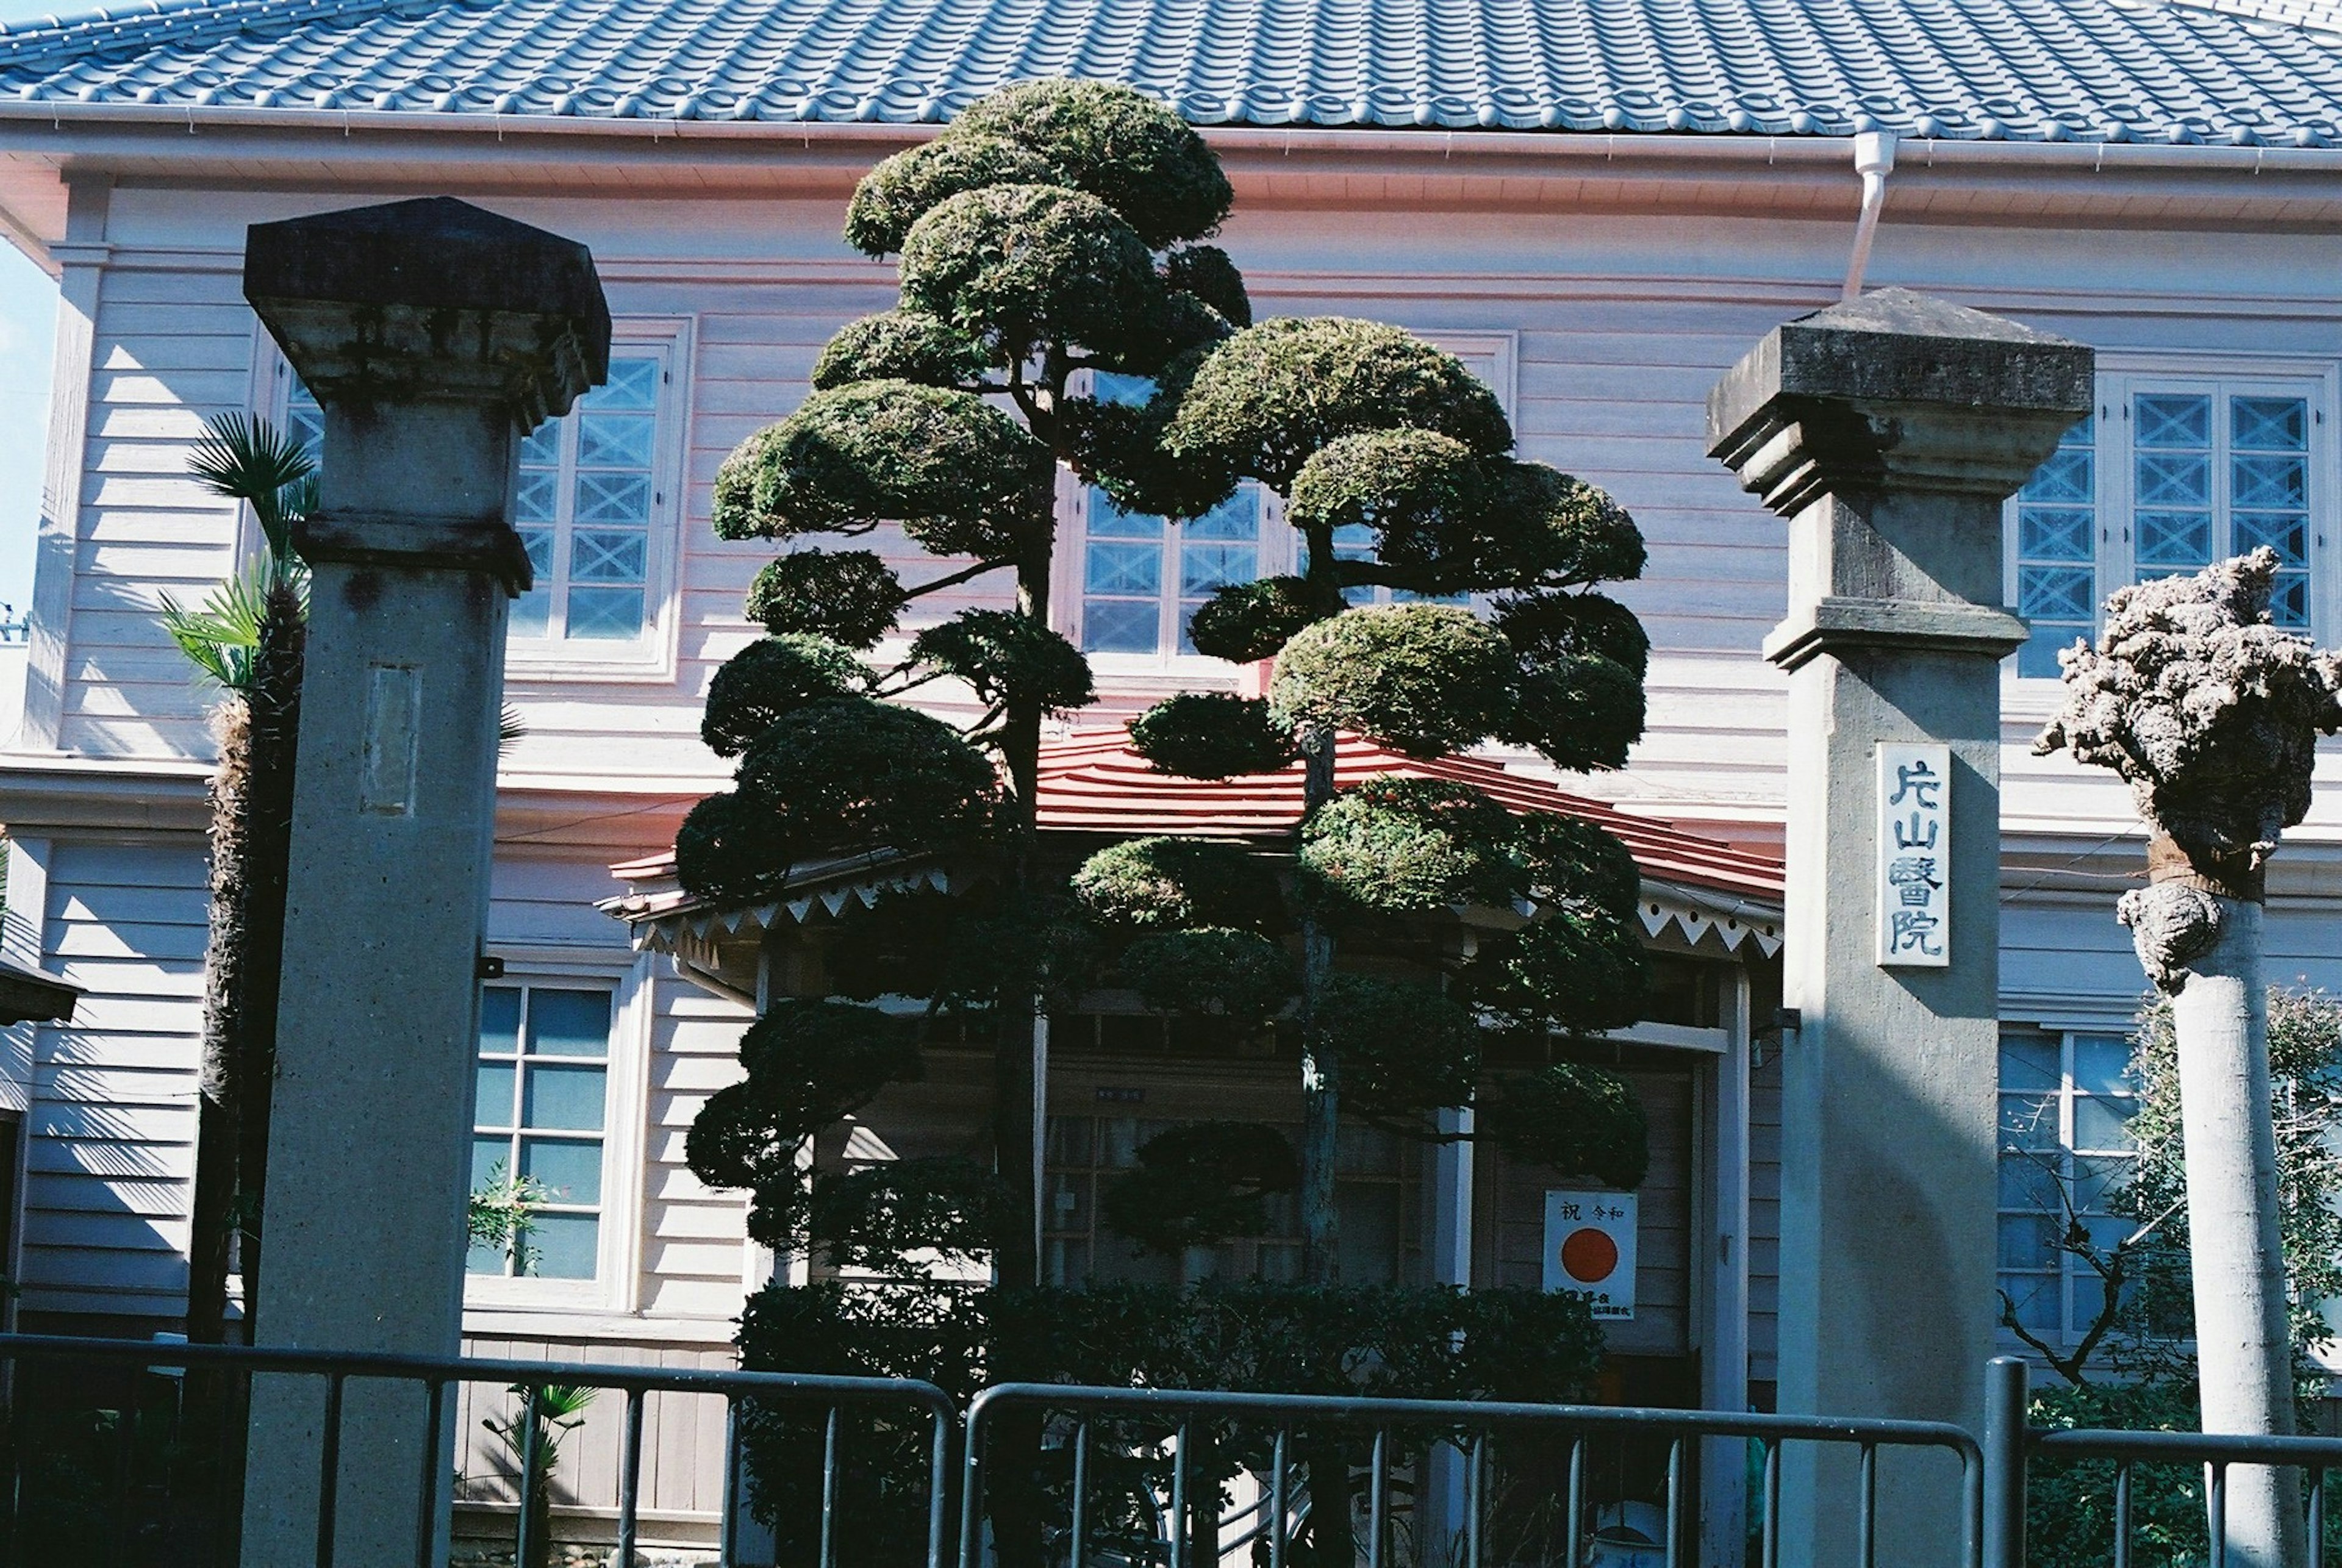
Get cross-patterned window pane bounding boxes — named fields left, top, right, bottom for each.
left=2013, top=418, right=2096, bottom=678
left=2010, top=376, right=2326, bottom=667
left=288, top=349, right=667, bottom=647
left=1996, top=1031, right=2137, bottom=1343
left=470, top=983, right=613, bottom=1281
left=1077, top=373, right=1266, bottom=657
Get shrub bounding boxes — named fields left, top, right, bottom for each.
left=1117, top=926, right=1296, bottom=1028
left=843, top=134, right=1064, bottom=256
left=900, top=184, right=1161, bottom=367
left=1071, top=836, right=1283, bottom=931
left=1128, top=692, right=1297, bottom=778
left=743, top=550, right=904, bottom=648
left=948, top=79, right=1234, bottom=249
left=1269, top=604, right=1514, bottom=757
left=700, top=635, right=866, bottom=757
left=1297, top=777, right=1524, bottom=914
left=1184, top=575, right=1322, bottom=664
left=710, top=379, right=1052, bottom=557
left=906, top=608, right=1095, bottom=717
left=731, top=696, right=998, bottom=862
left=811, top=309, right=989, bottom=390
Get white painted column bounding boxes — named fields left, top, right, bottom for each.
left=1422, top=1105, right=1475, bottom=1557
left=1699, top=970, right=1753, bottom=1566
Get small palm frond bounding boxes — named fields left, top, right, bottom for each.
left=159, top=568, right=272, bottom=692
left=190, top=413, right=313, bottom=565
left=498, top=704, right=528, bottom=757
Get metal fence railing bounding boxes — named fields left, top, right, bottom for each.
left=1985, top=1354, right=2342, bottom=1568
left=962, top=1381, right=1983, bottom=1568
left=0, top=1333, right=954, bottom=1568
left=23, top=1336, right=2342, bottom=1568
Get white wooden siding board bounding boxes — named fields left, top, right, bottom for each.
left=25, top=1170, right=188, bottom=1216
left=28, top=1139, right=181, bottom=1179
left=23, top=1209, right=189, bottom=1250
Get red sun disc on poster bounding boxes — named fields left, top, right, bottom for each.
left=1560, top=1226, right=1620, bottom=1284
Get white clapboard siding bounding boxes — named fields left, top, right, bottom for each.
left=637, top=971, right=756, bottom=1319
left=18, top=837, right=206, bottom=1322
left=46, top=184, right=2342, bottom=844
left=451, top=1337, right=740, bottom=1536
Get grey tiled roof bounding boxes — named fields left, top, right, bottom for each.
left=5, top=0, right=2342, bottom=147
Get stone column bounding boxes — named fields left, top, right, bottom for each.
left=1706, top=288, right=2090, bottom=1566
left=238, top=197, right=607, bottom=1568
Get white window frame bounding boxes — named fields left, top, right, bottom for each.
left=2004, top=354, right=2340, bottom=688
left=1995, top=1026, right=2141, bottom=1353
left=259, top=319, right=692, bottom=685
left=1050, top=331, right=1519, bottom=668
left=462, top=948, right=653, bottom=1315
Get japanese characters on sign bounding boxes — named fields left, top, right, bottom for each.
left=1877, top=742, right=1950, bottom=968
left=1542, top=1190, right=1638, bottom=1320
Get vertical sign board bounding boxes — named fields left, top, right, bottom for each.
left=1544, top=1190, right=1637, bottom=1319
left=1877, top=742, right=1951, bottom=968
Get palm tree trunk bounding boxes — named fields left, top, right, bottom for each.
left=186, top=695, right=252, bottom=1344
left=234, top=584, right=304, bottom=1326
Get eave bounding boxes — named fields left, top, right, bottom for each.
left=10, top=111, right=2342, bottom=260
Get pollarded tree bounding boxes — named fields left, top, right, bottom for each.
left=2037, top=549, right=2342, bottom=1568
left=684, top=79, right=1249, bottom=1287
left=1085, top=317, right=1658, bottom=1289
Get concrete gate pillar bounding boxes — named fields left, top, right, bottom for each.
left=1706, top=288, right=2090, bottom=1565
left=237, top=197, right=608, bottom=1567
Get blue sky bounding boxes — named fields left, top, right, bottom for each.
left=0, top=0, right=70, bottom=617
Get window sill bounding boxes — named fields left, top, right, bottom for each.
left=462, top=1304, right=742, bottom=1345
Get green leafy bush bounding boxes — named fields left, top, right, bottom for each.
left=1128, top=692, right=1297, bottom=778
left=684, top=1001, right=922, bottom=1247
left=1269, top=604, right=1515, bottom=757
left=901, top=184, right=1161, bottom=367
left=1117, top=926, right=1296, bottom=1028
left=724, top=696, right=999, bottom=869
left=1100, top=1123, right=1298, bottom=1253
left=1167, top=317, right=1513, bottom=489
left=844, top=135, right=1064, bottom=257
left=743, top=550, right=904, bottom=648
left=1070, top=836, right=1283, bottom=931
left=1315, top=974, right=1483, bottom=1126
left=700, top=635, right=866, bottom=758
left=710, top=379, right=1052, bottom=557
left=907, top=608, right=1095, bottom=717
left=811, top=308, right=990, bottom=390
left=948, top=79, right=1234, bottom=249
left=1183, top=575, right=1322, bottom=664
left=1297, top=777, right=1525, bottom=914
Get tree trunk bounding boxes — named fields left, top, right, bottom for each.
left=2124, top=837, right=2305, bottom=1568
left=2171, top=901, right=2304, bottom=1568
left=186, top=694, right=252, bottom=1345
left=234, top=585, right=304, bottom=1328
left=1296, top=725, right=1340, bottom=1288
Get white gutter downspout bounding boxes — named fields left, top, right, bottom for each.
left=1842, top=129, right=1898, bottom=299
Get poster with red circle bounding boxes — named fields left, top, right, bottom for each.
left=1542, top=1190, right=1638, bottom=1320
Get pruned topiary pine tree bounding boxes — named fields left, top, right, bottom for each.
left=681, top=79, right=1247, bottom=1291
left=1089, top=314, right=1658, bottom=1289
left=678, top=81, right=1637, bottom=1568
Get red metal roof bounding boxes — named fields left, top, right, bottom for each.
left=1033, top=729, right=1782, bottom=900
left=607, top=730, right=1782, bottom=912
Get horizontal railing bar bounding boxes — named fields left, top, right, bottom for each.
left=2035, top=1428, right=2342, bottom=1466
left=967, top=1381, right=1977, bottom=1455
left=0, top=1333, right=953, bottom=1412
